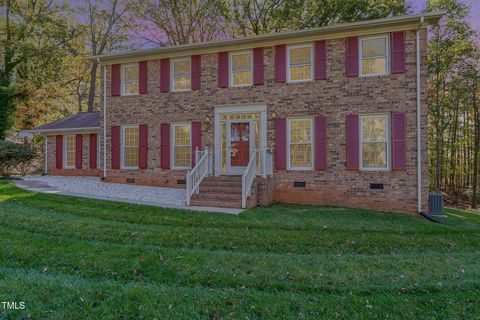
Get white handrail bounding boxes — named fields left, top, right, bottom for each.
left=186, top=147, right=210, bottom=206
left=242, top=149, right=256, bottom=209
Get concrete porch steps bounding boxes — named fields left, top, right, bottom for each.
left=190, top=176, right=256, bottom=209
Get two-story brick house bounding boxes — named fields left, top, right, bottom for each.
left=30, top=12, right=444, bottom=214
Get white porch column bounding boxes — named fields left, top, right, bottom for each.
left=214, top=113, right=221, bottom=176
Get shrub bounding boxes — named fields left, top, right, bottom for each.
left=0, top=141, right=37, bottom=176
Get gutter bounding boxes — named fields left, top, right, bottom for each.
left=28, top=127, right=101, bottom=134
left=416, top=16, right=424, bottom=213
left=97, top=58, right=107, bottom=179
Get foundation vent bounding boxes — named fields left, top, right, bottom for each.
left=293, top=181, right=306, bottom=188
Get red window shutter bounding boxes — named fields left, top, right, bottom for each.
left=139, top=124, right=148, bottom=169
left=391, top=31, right=406, bottom=74
left=139, top=61, right=148, bottom=94
left=191, top=121, right=201, bottom=167
left=253, top=47, right=264, bottom=85
left=315, top=116, right=327, bottom=170
left=75, top=134, right=83, bottom=169
left=111, top=126, right=120, bottom=169
left=89, top=134, right=97, bottom=169
left=160, top=58, right=170, bottom=93
left=56, top=135, right=63, bottom=169
left=191, top=55, right=201, bottom=90
left=345, top=37, right=359, bottom=77
left=315, top=40, right=327, bottom=80
left=111, top=64, right=121, bottom=96
left=346, top=114, right=359, bottom=170
left=218, top=52, right=229, bottom=88
left=275, top=118, right=287, bottom=170
left=274, top=45, right=286, bottom=83
left=160, top=123, right=170, bottom=169
left=392, top=113, right=406, bottom=170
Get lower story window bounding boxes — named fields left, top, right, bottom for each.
left=173, top=123, right=191, bottom=169
left=360, top=114, right=390, bottom=170
left=122, top=126, right=139, bottom=168
left=288, top=118, right=313, bottom=169
left=64, top=135, right=76, bottom=168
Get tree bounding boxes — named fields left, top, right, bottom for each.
left=82, top=0, right=134, bottom=112
left=132, top=0, right=229, bottom=46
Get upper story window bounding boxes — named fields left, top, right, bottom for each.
left=121, top=125, right=139, bottom=169
left=360, top=114, right=390, bottom=170
left=121, top=63, right=139, bottom=96
left=287, top=118, right=313, bottom=170
left=360, top=35, right=389, bottom=76
left=64, top=135, right=76, bottom=168
left=287, top=44, right=313, bottom=82
left=171, top=57, right=191, bottom=91
left=172, top=123, right=191, bottom=169
left=230, top=51, right=252, bottom=87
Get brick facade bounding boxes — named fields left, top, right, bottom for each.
left=42, top=26, right=429, bottom=215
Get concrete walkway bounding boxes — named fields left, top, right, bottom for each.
left=16, top=176, right=243, bottom=215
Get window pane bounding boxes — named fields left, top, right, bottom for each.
left=174, top=60, right=190, bottom=75
left=174, top=76, right=191, bottom=90
left=362, top=117, right=386, bottom=142
left=125, top=80, right=139, bottom=95
left=290, top=65, right=311, bottom=81
left=233, top=70, right=252, bottom=86
left=361, top=57, right=386, bottom=75
left=289, top=47, right=311, bottom=65
left=174, top=125, right=191, bottom=145
left=174, top=146, right=191, bottom=167
left=232, top=53, right=251, bottom=71
left=123, top=127, right=139, bottom=167
left=362, top=142, right=387, bottom=168
left=290, top=119, right=311, bottom=143
left=290, top=144, right=312, bottom=167
left=124, top=65, right=139, bottom=81
left=362, top=37, right=386, bottom=57
left=66, top=136, right=75, bottom=167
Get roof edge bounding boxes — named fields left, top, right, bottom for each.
left=87, top=11, right=445, bottom=64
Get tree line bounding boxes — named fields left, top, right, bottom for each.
left=1, top=0, right=479, bottom=207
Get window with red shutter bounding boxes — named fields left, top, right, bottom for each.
left=253, top=47, right=264, bottom=85
left=139, top=61, right=148, bottom=94
left=392, top=113, right=406, bottom=170
left=89, top=134, right=97, bottom=169
left=345, top=37, right=359, bottom=77
left=314, top=40, right=327, bottom=80
left=160, top=58, right=170, bottom=92
left=56, top=135, right=63, bottom=169
left=111, top=64, right=121, bottom=96
left=391, top=32, right=406, bottom=74
left=191, top=55, right=201, bottom=90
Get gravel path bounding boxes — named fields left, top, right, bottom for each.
left=23, top=176, right=186, bottom=206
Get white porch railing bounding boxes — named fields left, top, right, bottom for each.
left=186, top=147, right=211, bottom=206
left=242, top=149, right=256, bottom=209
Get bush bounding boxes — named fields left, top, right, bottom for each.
left=0, top=141, right=37, bottom=176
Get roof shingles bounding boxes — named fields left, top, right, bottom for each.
left=31, top=112, right=100, bottom=132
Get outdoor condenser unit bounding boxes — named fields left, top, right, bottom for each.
left=428, top=192, right=444, bottom=215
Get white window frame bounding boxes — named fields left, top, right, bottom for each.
left=287, top=118, right=314, bottom=170
left=121, top=63, right=139, bottom=96
left=286, top=44, right=314, bottom=83
left=171, top=122, right=192, bottom=170
left=63, top=135, right=76, bottom=169
left=359, top=114, right=391, bottom=171
left=121, top=125, right=139, bottom=170
left=170, top=57, right=192, bottom=92
left=359, top=35, right=390, bottom=77
left=229, top=50, right=253, bottom=87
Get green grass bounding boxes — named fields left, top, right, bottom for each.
left=0, top=181, right=479, bottom=319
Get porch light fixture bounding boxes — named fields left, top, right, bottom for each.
left=271, top=111, right=278, bottom=119
left=204, top=116, right=212, bottom=126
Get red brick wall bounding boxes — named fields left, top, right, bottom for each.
left=49, top=28, right=429, bottom=215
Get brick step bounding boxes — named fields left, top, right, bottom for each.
left=202, top=176, right=242, bottom=182
left=191, top=193, right=242, bottom=202
left=199, top=186, right=242, bottom=194
left=199, top=180, right=243, bottom=187
left=190, top=199, right=243, bottom=209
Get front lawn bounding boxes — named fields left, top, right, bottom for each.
left=0, top=181, right=479, bottom=319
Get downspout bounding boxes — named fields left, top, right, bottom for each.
left=416, top=16, right=424, bottom=213
left=97, top=58, right=107, bottom=179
